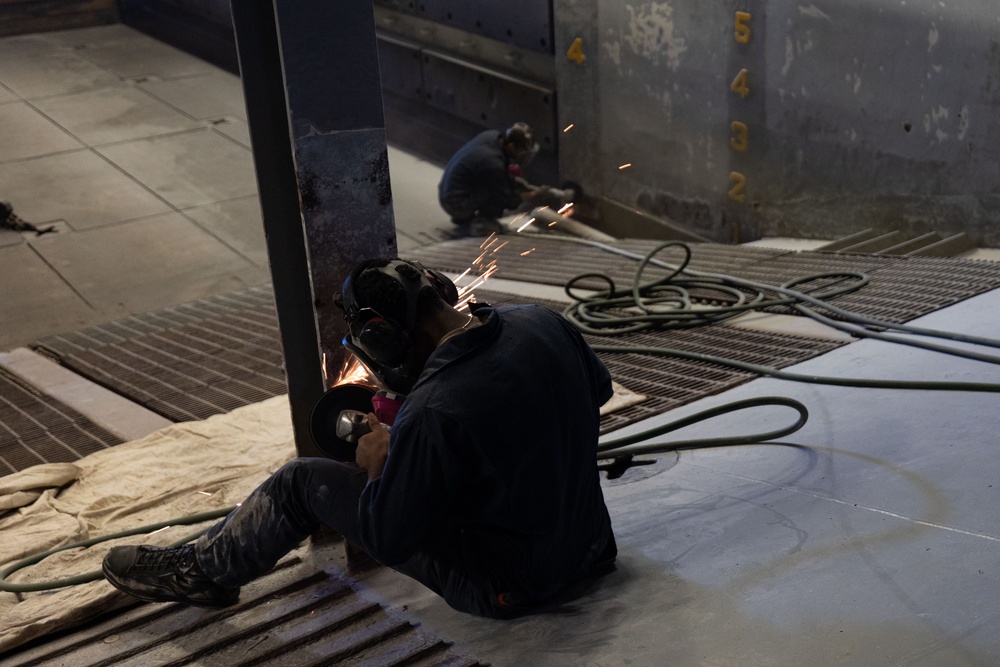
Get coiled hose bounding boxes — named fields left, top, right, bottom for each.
left=6, top=240, right=1000, bottom=592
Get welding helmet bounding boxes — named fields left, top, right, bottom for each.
left=504, top=122, right=539, bottom=168
left=335, top=259, right=459, bottom=391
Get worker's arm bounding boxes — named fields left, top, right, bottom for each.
left=356, top=408, right=465, bottom=565
left=356, top=413, right=389, bottom=481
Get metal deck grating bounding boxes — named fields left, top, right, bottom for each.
left=1, top=556, right=483, bottom=667
left=33, top=286, right=287, bottom=424
left=22, top=239, right=1000, bottom=442
left=0, top=369, right=124, bottom=475
left=409, top=236, right=1000, bottom=323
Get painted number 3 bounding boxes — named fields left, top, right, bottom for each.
left=730, top=122, right=748, bottom=151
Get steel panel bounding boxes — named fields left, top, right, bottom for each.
left=417, top=0, right=553, bottom=53
left=422, top=51, right=556, bottom=150
left=376, top=36, right=424, bottom=102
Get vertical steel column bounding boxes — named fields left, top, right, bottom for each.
left=231, top=0, right=396, bottom=457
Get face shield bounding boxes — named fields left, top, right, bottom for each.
left=511, top=141, right=539, bottom=168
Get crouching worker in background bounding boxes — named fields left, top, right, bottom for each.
left=438, top=122, right=551, bottom=237
left=102, top=258, right=617, bottom=618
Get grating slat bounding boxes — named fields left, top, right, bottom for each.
left=0, top=559, right=483, bottom=667
left=0, top=370, right=123, bottom=475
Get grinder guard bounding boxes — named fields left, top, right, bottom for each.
left=309, top=383, right=377, bottom=462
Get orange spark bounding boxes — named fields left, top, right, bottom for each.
left=520, top=248, right=536, bottom=256
left=491, top=240, right=509, bottom=254
left=619, top=163, right=632, bottom=170
left=516, top=217, right=536, bottom=233
left=563, top=123, right=574, bottom=132
left=331, top=356, right=375, bottom=388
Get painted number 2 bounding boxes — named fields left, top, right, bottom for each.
left=728, top=172, right=746, bottom=202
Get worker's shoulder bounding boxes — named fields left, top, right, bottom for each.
left=495, top=303, right=576, bottom=333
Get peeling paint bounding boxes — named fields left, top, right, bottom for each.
left=923, top=105, right=951, bottom=140
left=781, top=32, right=815, bottom=77
left=798, top=4, right=831, bottom=21
left=621, top=2, right=688, bottom=72
left=928, top=22, right=939, bottom=52
left=604, top=40, right=622, bottom=67
left=782, top=37, right=795, bottom=77
left=957, top=105, right=969, bottom=140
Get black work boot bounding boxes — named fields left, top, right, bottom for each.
left=102, top=544, right=240, bottom=608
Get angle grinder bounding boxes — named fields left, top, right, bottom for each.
left=309, top=383, right=401, bottom=462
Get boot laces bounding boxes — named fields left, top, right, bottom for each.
left=136, top=545, right=196, bottom=572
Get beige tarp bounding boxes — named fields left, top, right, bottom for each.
left=0, top=396, right=296, bottom=654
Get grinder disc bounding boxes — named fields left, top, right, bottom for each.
left=309, top=383, right=377, bottom=462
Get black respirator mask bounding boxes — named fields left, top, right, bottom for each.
left=335, top=259, right=460, bottom=395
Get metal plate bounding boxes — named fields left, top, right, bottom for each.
left=377, top=35, right=424, bottom=102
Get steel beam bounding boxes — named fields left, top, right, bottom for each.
left=231, top=0, right=396, bottom=457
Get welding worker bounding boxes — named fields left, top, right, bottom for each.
left=102, top=258, right=617, bottom=618
left=438, top=122, right=549, bottom=237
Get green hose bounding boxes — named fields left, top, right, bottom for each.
left=0, top=507, right=235, bottom=593
left=576, top=239, right=1000, bottom=472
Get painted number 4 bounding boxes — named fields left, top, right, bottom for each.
left=730, top=68, right=749, bottom=99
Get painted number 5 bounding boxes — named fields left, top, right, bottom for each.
left=735, top=11, right=752, bottom=44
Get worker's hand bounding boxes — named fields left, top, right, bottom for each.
left=356, top=413, right=389, bottom=481
left=518, top=185, right=546, bottom=203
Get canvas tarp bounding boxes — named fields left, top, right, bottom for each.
left=0, top=396, right=296, bottom=655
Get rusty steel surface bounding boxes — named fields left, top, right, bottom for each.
left=0, top=368, right=124, bottom=475
left=1, top=555, right=482, bottom=667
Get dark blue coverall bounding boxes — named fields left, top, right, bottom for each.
left=195, top=305, right=617, bottom=618
left=438, top=130, right=521, bottom=225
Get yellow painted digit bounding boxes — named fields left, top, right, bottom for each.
left=566, top=38, right=586, bottom=65
left=730, top=121, right=748, bottom=151
left=730, top=68, right=750, bottom=99
left=735, top=11, right=752, bottom=44
left=728, top=172, right=746, bottom=202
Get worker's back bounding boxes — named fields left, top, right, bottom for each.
left=360, top=304, right=616, bottom=605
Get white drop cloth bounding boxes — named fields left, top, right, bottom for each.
left=0, top=396, right=296, bottom=654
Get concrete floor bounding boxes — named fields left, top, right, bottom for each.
left=4, top=23, right=1000, bottom=667
left=0, top=24, right=452, bottom=352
